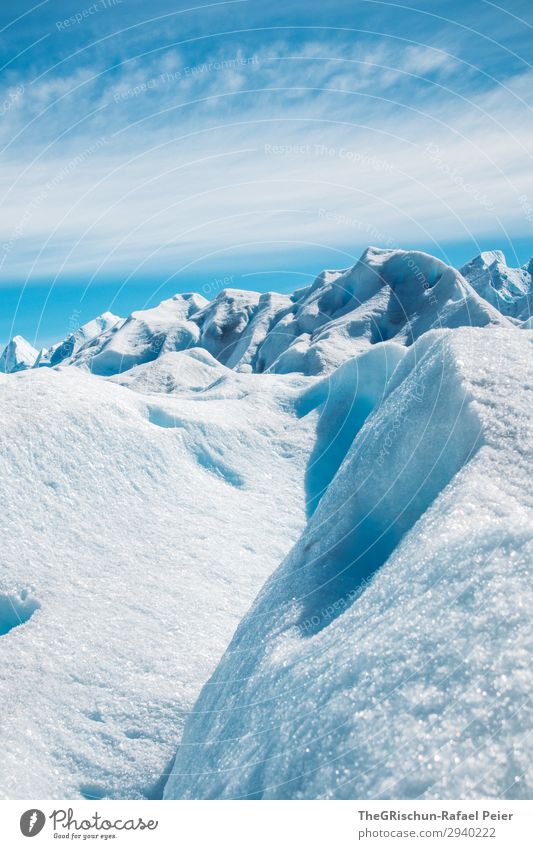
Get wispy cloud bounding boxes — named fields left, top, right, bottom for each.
left=0, top=6, right=532, bottom=284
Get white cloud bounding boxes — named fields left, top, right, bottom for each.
left=0, top=37, right=532, bottom=282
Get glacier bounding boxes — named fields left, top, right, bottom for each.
left=460, top=251, right=532, bottom=320
left=2, top=246, right=521, bottom=381
left=35, top=312, right=122, bottom=368
left=0, top=335, right=39, bottom=374
left=0, top=246, right=531, bottom=800
left=164, top=328, right=532, bottom=800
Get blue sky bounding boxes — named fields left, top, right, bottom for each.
left=1, top=0, right=533, bottom=347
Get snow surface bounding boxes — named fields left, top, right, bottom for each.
left=0, top=245, right=531, bottom=801
left=164, top=328, right=533, bottom=800
left=0, top=357, right=315, bottom=798
left=107, top=347, right=229, bottom=395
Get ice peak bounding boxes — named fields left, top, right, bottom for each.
left=0, top=335, right=38, bottom=373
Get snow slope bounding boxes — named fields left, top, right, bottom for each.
left=0, top=357, right=316, bottom=798
left=0, top=335, right=38, bottom=373
left=2, top=248, right=522, bottom=382
left=164, top=328, right=533, bottom=800
left=107, top=347, right=229, bottom=395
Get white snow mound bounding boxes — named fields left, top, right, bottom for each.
left=164, top=328, right=533, bottom=800
left=36, top=312, right=123, bottom=368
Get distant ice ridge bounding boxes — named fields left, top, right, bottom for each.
left=0, top=335, right=38, bottom=373
left=3, top=246, right=530, bottom=379
left=60, top=246, right=519, bottom=375
left=460, top=250, right=532, bottom=320
left=164, top=328, right=533, bottom=800
left=35, top=312, right=122, bottom=368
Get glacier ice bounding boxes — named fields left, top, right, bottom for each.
left=69, top=295, right=206, bottom=375
left=460, top=251, right=532, bottom=320
left=0, top=359, right=315, bottom=798
left=0, top=335, right=38, bottom=373
left=35, top=312, right=122, bottom=368
left=164, top=327, right=533, bottom=800
left=0, top=245, right=531, bottom=801
left=15, top=246, right=523, bottom=381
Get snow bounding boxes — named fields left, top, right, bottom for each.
left=194, top=288, right=262, bottom=365
left=0, top=359, right=316, bottom=798
left=0, top=335, right=38, bottom=373
left=108, top=348, right=228, bottom=395
left=164, top=328, right=533, bottom=800
left=225, top=292, right=293, bottom=372
left=296, top=340, right=405, bottom=515
left=0, top=245, right=531, bottom=801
